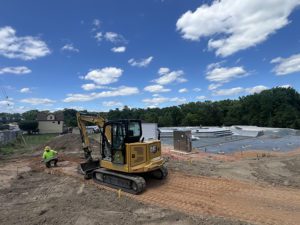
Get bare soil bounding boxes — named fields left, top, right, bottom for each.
left=34, top=133, right=100, bottom=154
left=1, top=134, right=300, bottom=225
left=166, top=148, right=300, bottom=188
left=0, top=163, right=248, bottom=225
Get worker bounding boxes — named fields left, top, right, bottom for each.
left=42, top=146, right=58, bottom=168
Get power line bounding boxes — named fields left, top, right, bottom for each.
left=0, top=80, right=11, bottom=108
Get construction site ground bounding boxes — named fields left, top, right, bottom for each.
left=1, top=134, right=300, bottom=225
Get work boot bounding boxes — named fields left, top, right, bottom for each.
left=54, top=158, right=58, bottom=167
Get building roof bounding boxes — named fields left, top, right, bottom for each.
left=37, top=112, right=64, bottom=121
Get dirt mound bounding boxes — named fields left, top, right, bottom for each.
left=36, top=133, right=100, bottom=154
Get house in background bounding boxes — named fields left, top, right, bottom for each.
left=37, top=112, right=65, bottom=134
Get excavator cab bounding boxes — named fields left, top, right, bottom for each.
left=102, top=120, right=142, bottom=164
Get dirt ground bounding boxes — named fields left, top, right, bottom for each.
left=1, top=134, right=300, bottom=225
left=34, top=133, right=101, bottom=155
left=0, top=163, right=249, bottom=225
left=166, top=149, right=300, bottom=188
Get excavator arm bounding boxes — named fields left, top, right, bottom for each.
left=76, top=112, right=107, bottom=160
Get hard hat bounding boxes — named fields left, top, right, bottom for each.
left=45, top=146, right=51, bottom=151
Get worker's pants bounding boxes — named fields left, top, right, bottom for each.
left=45, top=158, right=58, bottom=168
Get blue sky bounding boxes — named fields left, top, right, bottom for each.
left=0, top=0, right=300, bottom=113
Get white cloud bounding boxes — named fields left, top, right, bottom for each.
left=104, top=32, right=126, bottom=43
left=64, top=94, right=97, bottom=102
left=146, top=105, right=159, bottom=109
left=143, top=96, right=186, bottom=106
left=152, top=94, right=161, bottom=97
left=196, top=95, right=206, bottom=100
left=0, top=102, right=32, bottom=113
left=245, top=85, right=268, bottom=94
left=94, top=31, right=126, bottom=43
left=207, top=61, right=224, bottom=70
left=69, top=106, right=85, bottom=111
left=94, top=32, right=102, bottom=41
left=63, top=86, right=139, bottom=102
left=104, top=32, right=118, bottom=42
left=170, top=97, right=187, bottom=104
left=271, top=53, right=300, bottom=75
left=0, top=26, right=50, bottom=60
left=0, top=102, right=26, bottom=113
left=52, top=107, right=64, bottom=112
left=280, top=84, right=292, bottom=88
left=0, top=85, right=14, bottom=90
left=81, top=83, right=98, bottom=91
left=179, top=88, right=188, bottom=93
left=158, top=67, right=170, bottom=75
left=61, top=43, right=79, bottom=52
left=176, top=0, right=300, bottom=57
left=111, top=46, right=126, bottom=53
left=213, top=85, right=269, bottom=96
left=153, top=67, right=187, bottom=85
left=144, top=85, right=171, bottom=93
left=93, top=19, right=101, bottom=29
left=206, top=63, right=247, bottom=83
left=128, top=56, right=153, bottom=67
left=20, top=98, right=56, bottom=105
left=81, top=83, right=117, bottom=91
left=213, top=87, right=244, bottom=96
left=103, top=101, right=123, bottom=107
left=0, top=66, right=31, bottom=75
left=0, top=100, right=14, bottom=106
left=142, top=97, right=168, bottom=105
left=208, top=83, right=222, bottom=91
left=193, top=88, right=201, bottom=92
left=84, top=67, right=123, bottom=85
left=20, top=87, right=31, bottom=93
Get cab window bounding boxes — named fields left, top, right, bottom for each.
left=128, top=121, right=141, bottom=137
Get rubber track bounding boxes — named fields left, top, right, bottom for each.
left=151, top=165, right=168, bottom=179
left=160, top=165, right=168, bottom=178
left=92, top=168, right=146, bottom=194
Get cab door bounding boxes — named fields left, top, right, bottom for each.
left=104, top=122, right=126, bottom=164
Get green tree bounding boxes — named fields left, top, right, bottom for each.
left=18, top=120, right=38, bottom=134
left=63, top=109, right=78, bottom=127
left=22, top=110, right=38, bottom=121
left=182, top=113, right=199, bottom=126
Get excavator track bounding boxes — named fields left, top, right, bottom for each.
left=150, top=165, right=168, bottom=179
left=92, top=168, right=146, bottom=194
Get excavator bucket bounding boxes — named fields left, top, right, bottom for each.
left=78, top=159, right=100, bottom=179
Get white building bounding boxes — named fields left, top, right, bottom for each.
left=37, top=112, right=65, bottom=134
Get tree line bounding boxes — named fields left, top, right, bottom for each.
left=105, top=87, right=300, bottom=129
left=1, top=87, right=300, bottom=129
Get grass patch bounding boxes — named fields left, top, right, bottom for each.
left=0, top=133, right=58, bottom=155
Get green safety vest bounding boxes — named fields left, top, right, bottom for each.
left=43, top=150, right=57, bottom=161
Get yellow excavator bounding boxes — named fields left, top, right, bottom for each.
left=76, top=112, right=168, bottom=194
